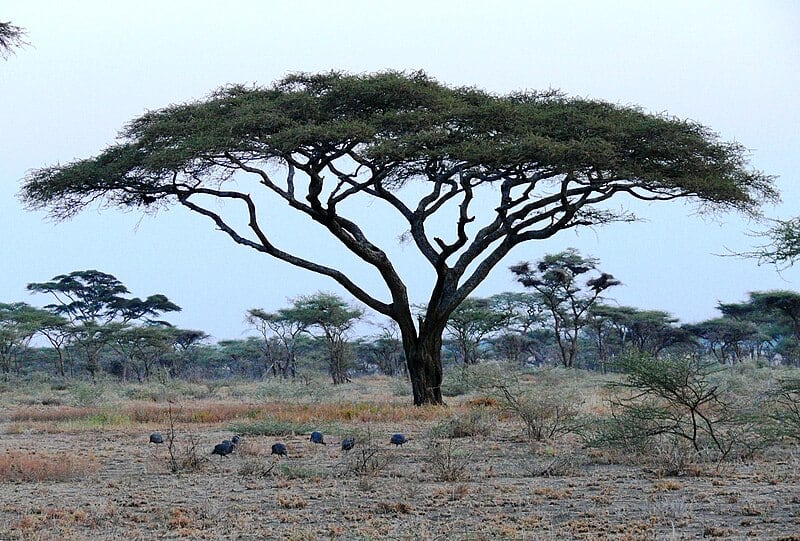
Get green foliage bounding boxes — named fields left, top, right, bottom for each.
left=68, top=381, right=106, bottom=406
left=20, top=70, right=778, bottom=406
left=429, top=408, right=494, bottom=439
left=595, top=353, right=772, bottom=463
left=587, top=304, right=689, bottom=361
left=440, top=363, right=506, bottom=397
left=25, top=270, right=181, bottom=379
left=445, top=297, right=511, bottom=365
left=511, top=249, right=620, bottom=367
left=27, top=270, right=180, bottom=325
left=21, top=71, right=776, bottom=218
left=684, top=317, right=760, bottom=363
left=229, top=419, right=318, bottom=437
left=740, top=216, right=800, bottom=268
left=0, top=303, right=63, bottom=375
left=245, top=307, right=305, bottom=379
left=493, top=375, right=585, bottom=441
left=281, top=292, right=363, bottom=385
left=703, top=289, right=800, bottom=364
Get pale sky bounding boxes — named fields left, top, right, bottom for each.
left=2, top=1, right=798, bottom=341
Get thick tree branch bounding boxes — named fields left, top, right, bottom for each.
left=173, top=186, right=393, bottom=316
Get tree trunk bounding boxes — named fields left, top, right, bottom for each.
left=328, top=336, right=351, bottom=385
left=403, top=330, right=444, bottom=406
left=55, top=349, right=65, bottom=378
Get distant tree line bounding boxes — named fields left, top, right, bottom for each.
left=2, top=255, right=799, bottom=385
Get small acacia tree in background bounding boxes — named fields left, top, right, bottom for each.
left=27, top=270, right=181, bottom=379
left=586, top=304, right=690, bottom=368
left=246, top=308, right=307, bottom=379
left=444, top=297, right=511, bottom=366
left=511, top=249, right=620, bottom=367
left=281, top=292, right=363, bottom=384
left=356, top=322, right=407, bottom=377
left=0, top=303, right=60, bottom=378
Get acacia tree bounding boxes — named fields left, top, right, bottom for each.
left=488, top=291, right=547, bottom=365
left=166, top=329, right=209, bottom=378
left=445, top=296, right=511, bottom=365
left=719, top=290, right=800, bottom=363
left=281, top=292, right=363, bottom=384
left=511, top=249, right=620, bottom=367
left=684, top=317, right=761, bottom=363
left=246, top=308, right=307, bottom=378
left=20, top=71, right=776, bottom=404
left=357, top=323, right=406, bottom=376
left=0, top=303, right=53, bottom=378
left=27, top=270, right=181, bottom=378
left=111, top=325, right=178, bottom=382
left=587, top=304, right=690, bottom=362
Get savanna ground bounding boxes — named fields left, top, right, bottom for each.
left=0, top=367, right=798, bottom=540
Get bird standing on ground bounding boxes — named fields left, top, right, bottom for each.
left=149, top=432, right=164, bottom=444
left=341, top=437, right=355, bottom=452
left=390, top=433, right=408, bottom=446
left=310, top=431, right=326, bottom=445
left=212, top=440, right=234, bottom=457
left=271, top=442, right=287, bottom=457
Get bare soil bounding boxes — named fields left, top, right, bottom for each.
left=0, top=401, right=798, bottom=540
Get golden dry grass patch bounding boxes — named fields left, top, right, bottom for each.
left=0, top=451, right=100, bottom=482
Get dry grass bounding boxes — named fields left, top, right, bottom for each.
left=0, top=368, right=797, bottom=540
left=264, top=401, right=448, bottom=423
left=0, top=451, right=100, bottom=482
left=2, top=400, right=448, bottom=431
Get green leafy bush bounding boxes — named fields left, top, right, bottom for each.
left=430, top=408, right=493, bottom=439
left=593, top=352, right=773, bottom=465
left=441, top=363, right=506, bottom=397
left=68, top=382, right=105, bottom=407
left=493, top=378, right=585, bottom=441
left=230, top=419, right=317, bottom=436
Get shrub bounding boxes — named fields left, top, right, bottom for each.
left=430, top=408, right=493, bottom=439
left=277, top=463, right=327, bottom=480
left=390, top=377, right=412, bottom=397
left=250, top=376, right=335, bottom=403
left=441, top=363, right=506, bottom=397
left=493, top=379, right=584, bottom=441
left=425, top=438, right=473, bottom=482
left=525, top=449, right=586, bottom=477
left=68, top=382, right=105, bottom=407
left=160, top=406, right=209, bottom=474
left=337, top=430, right=394, bottom=477
left=768, top=374, right=800, bottom=441
left=230, top=419, right=317, bottom=437
left=593, top=352, right=772, bottom=464
left=238, top=459, right=278, bottom=478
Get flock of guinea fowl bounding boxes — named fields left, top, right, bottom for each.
left=148, top=430, right=409, bottom=459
